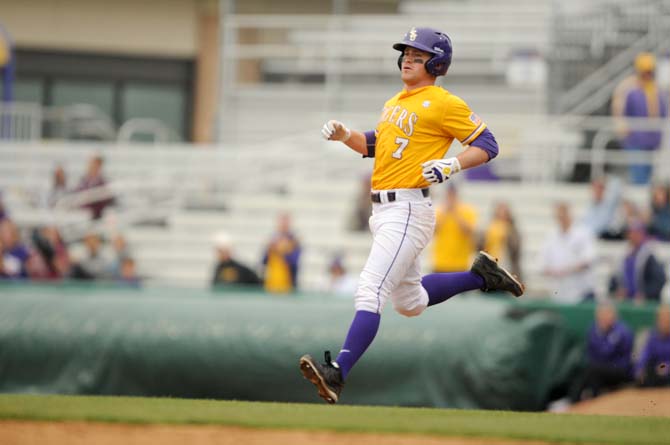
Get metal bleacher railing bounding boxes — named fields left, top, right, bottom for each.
left=550, top=0, right=670, bottom=114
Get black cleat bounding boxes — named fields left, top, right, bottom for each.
left=471, top=251, right=525, bottom=297
left=299, top=351, right=344, bottom=404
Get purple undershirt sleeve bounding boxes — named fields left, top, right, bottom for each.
left=363, top=130, right=376, bottom=158
left=470, top=128, right=499, bottom=161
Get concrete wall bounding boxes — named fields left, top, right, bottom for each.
left=0, top=0, right=198, bottom=57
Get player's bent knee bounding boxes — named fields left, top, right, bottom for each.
left=394, top=305, right=425, bottom=317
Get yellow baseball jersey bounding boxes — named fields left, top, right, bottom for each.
left=372, top=85, right=486, bottom=190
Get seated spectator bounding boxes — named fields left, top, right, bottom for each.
left=325, top=255, right=358, bottom=297
left=432, top=184, right=478, bottom=273
left=75, top=155, right=115, bottom=220
left=117, top=256, right=141, bottom=287
left=46, top=165, right=69, bottom=208
left=262, top=213, right=301, bottom=293
left=69, top=232, right=114, bottom=280
left=482, top=201, right=522, bottom=279
left=539, top=202, right=597, bottom=303
left=108, top=233, right=131, bottom=278
left=349, top=173, right=372, bottom=232
left=211, top=231, right=261, bottom=288
left=605, top=199, right=643, bottom=241
left=636, top=305, right=670, bottom=387
left=646, top=183, right=670, bottom=241
left=0, top=192, right=7, bottom=222
left=610, top=220, right=666, bottom=304
left=31, top=226, right=71, bottom=279
left=570, top=303, right=634, bottom=402
left=0, top=219, right=31, bottom=279
left=581, top=176, right=623, bottom=240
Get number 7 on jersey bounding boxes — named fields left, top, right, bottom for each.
left=392, top=137, right=409, bottom=159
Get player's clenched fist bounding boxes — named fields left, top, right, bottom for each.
left=321, top=120, right=351, bottom=142
left=421, top=157, right=461, bottom=184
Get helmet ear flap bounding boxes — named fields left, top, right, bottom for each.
left=397, top=54, right=403, bottom=71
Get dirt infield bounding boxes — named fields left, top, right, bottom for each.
left=568, top=388, right=670, bottom=417
left=0, top=421, right=556, bottom=445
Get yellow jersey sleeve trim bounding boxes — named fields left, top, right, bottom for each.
left=461, top=122, right=487, bottom=145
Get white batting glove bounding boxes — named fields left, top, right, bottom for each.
left=321, top=120, right=351, bottom=142
left=421, top=157, right=462, bottom=184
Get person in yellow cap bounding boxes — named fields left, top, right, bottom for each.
left=611, top=52, right=668, bottom=184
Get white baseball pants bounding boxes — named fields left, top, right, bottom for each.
left=355, top=189, right=435, bottom=316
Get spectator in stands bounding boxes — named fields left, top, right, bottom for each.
left=117, top=256, right=141, bottom=287
left=646, top=182, right=670, bottom=241
left=611, top=52, right=668, bottom=184
left=0, top=191, right=7, bottom=222
left=606, top=199, right=643, bottom=241
left=108, top=233, right=131, bottom=278
left=0, top=237, right=7, bottom=278
left=482, top=201, right=522, bottom=279
left=211, top=231, right=261, bottom=288
left=539, top=202, right=597, bottom=304
left=349, top=173, right=372, bottom=232
left=581, top=176, right=623, bottom=240
left=31, top=226, right=71, bottom=279
left=46, top=164, right=69, bottom=208
left=261, top=213, right=301, bottom=293
left=75, top=155, right=115, bottom=219
left=69, top=232, right=113, bottom=280
left=636, top=305, right=670, bottom=387
left=432, top=184, right=478, bottom=273
left=570, top=303, right=634, bottom=402
left=0, top=219, right=30, bottom=279
left=325, top=254, right=358, bottom=297
left=610, top=220, right=666, bottom=304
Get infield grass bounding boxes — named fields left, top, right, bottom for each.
left=0, top=394, right=667, bottom=444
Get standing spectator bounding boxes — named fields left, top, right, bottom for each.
left=75, top=155, right=115, bottom=219
left=610, top=220, right=666, bottom=304
left=637, top=305, right=670, bottom=387
left=482, top=201, right=522, bottom=279
left=581, top=176, right=623, bottom=239
left=611, top=52, right=669, bottom=184
left=570, top=303, right=634, bottom=402
left=262, top=213, right=301, bottom=293
left=646, top=183, right=670, bottom=241
left=539, top=202, right=597, bottom=304
left=211, top=231, right=261, bottom=288
left=432, top=184, right=478, bottom=273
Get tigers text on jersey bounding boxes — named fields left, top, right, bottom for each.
left=371, top=85, right=486, bottom=190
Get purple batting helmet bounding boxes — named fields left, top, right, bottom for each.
left=393, top=27, right=453, bottom=76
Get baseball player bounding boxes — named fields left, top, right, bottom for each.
left=300, top=27, right=525, bottom=404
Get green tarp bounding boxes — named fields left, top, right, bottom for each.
left=0, top=283, right=657, bottom=409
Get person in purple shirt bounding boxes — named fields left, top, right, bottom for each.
left=612, top=53, right=669, bottom=184
left=570, top=303, right=634, bottom=402
left=637, top=305, right=670, bottom=387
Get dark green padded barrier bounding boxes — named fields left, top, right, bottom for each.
left=0, top=283, right=654, bottom=410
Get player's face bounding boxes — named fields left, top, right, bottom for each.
left=400, top=47, right=433, bottom=86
